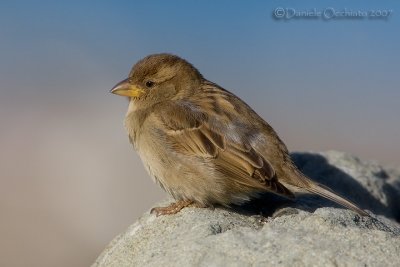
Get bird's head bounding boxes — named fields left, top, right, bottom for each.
left=110, top=53, right=203, bottom=103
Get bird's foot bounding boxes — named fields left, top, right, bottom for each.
left=151, top=200, right=202, bottom=216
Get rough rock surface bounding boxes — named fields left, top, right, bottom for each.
left=93, top=151, right=400, bottom=267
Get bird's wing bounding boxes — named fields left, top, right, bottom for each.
left=154, top=95, right=294, bottom=198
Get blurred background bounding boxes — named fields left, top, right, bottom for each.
left=0, top=1, right=399, bottom=266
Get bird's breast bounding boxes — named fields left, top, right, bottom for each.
left=123, top=104, right=153, bottom=148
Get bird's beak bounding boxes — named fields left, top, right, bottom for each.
left=110, top=78, right=146, bottom=98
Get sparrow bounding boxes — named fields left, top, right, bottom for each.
left=111, top=53, right=368, bottom=217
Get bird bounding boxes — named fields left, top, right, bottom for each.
left=110, top=53, right=368, bottom=217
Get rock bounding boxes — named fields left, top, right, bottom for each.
left=290, top=151, right=400, bottom=220
left=93, top=151, right=400, bottom=267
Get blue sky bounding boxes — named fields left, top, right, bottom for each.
left=1, top=0, right=399, bottom=164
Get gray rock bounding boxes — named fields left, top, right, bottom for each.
left=93, top=151, right=400, bottom=267
left=290, top=151, right=400, bottom=220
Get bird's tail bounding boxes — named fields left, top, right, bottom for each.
left=305, top=180, right=369, bottom=216
left=288, top=172, right=369, bottom=216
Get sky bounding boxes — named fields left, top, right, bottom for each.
left=0, top=1, right=399, bottom=267
left=1, top=0, right=399, bottom=163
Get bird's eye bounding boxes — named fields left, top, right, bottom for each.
left=145, top=81, right=155, bottom=88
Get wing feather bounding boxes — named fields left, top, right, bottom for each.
left=154, top=89, right=294, bottom=199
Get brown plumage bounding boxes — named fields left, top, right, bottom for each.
left=111, top=53, right=368, bottom=217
